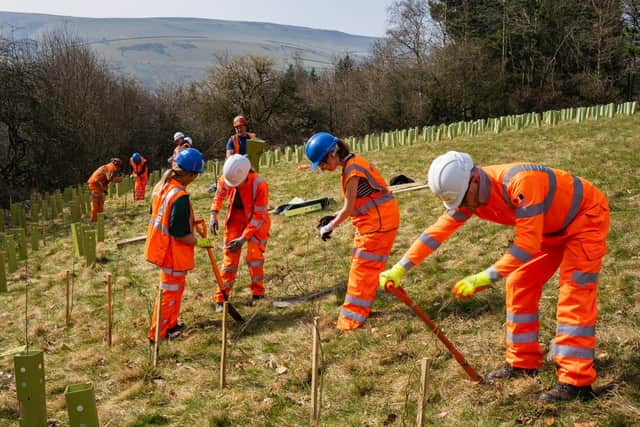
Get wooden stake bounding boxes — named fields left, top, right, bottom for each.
left=220, top=301, right=228, bottom=388
left=152, top=287, right=163, bottom=367
left=106, top=273, right=112, bottom=347
left=416, top=358, right=429, bottom=427
left=65, top=270, right=71, bottom=326
left=310, top=316, right=320, bottom=426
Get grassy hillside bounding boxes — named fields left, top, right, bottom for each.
left=0, top=12, right=377, bottom=87
left=1, top=114, right=639, bottom=426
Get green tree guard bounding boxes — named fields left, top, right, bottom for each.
left=71, top=198, right=82, bottom=222
left=55, top=192, right=63, bottom=215
left=65, top=383, right=100, bottom=427
left=11, top=203, right=26, bottom=228
left=71, top=223, right=84, bottom=257
left=63, top=186, right=73, bottom=203
left=30, top=226, right=40, bottom=252
left=30, top=195, right=41, bottom=222
left=108, top=182, right=115, bottom=198
left=0, top=251, right=7, bottom=292
left=96, top=213, right=105, bottom=242
left=85, top=230, right=97, bottom=267
left=14, top=350, right=47, bottom=427
left=247, top=138, right=265, bottom=172
left=5, top=235, right=17, bottom=274
left=0, top=210, right=4, bottom=232
left=16, top=228, right=27, bottom=261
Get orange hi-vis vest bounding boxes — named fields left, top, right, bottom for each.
left=130, top=156, right=148, bottom=178
left=341, top=155, right=400, bottom=234
left=400, top=162, right=607, bottom=278
left=230, top=132, right=256, bottom=154
left=87, top=163, right=119, bottom=192
left=211, top=171, right=270, bottom=242
left=145, top=178, right=195, bottom=271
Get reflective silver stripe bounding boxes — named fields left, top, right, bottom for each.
left=250, top=219, right=263, bottom=228
left=343, top=162, right=386, bottom=192
left=222, top=266, right=237, bottom=273
left=254, top=205, right=269, bottom=212
left=163, top=319, right=169, bottom=324
left=484, top=266, right=500, bottom=281
left=509, top=243, right=533, bottom=262
left=160, top=267, right=186, bottom=277
left=339, top=308, right=367, bottom=323
left=506, top=312, right=538, bottom=323
left=161, top=282, right=181, bottom=291
left=249, top=236, right=268, bottom=245
left=572, top=271, right=599, bottom=285
left=168, top=300, right=176, bottom=307
left=150, top=186, right=185, bottom=235
left=418, top=232, right=440, bottom=250
left=506, top=331, right=538, bottom=344
left=556, top=323, right=595, bottom=337
left=251, top=275, right=263, bottom=283
left=351, top=247, right=389, bottom=263
left=399, top=257, right=415, bottom=271
left=502, top=165, right=556, bottom=214
left=553, top=344, right=594, bottom=359
left=345, top=294, right=374, bottom=308
left=352, top=192, right=395, bottom=216
left=223, top=281, right=234, bottom=288
left=557, top=175, right=583, bottom=231
left=447, top=209, right=470, bottom=221
left=247, top=260, right=264, bottom=268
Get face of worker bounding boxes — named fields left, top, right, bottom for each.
left=235, top=125, right=248, bottom=135
left=460, top=170, right=480, bottom=210
left=176, top=137, right=185, bottom=145
left=318, top=149, right=339, bottom=172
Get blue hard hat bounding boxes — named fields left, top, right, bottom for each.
left=131, top=152, right=141, bottom=164
left=305, top=132, right=338, bottom=168
left=174, top=148, right=204, bottom=173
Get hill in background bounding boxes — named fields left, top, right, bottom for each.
left=0, top=11, right=378, bottom=87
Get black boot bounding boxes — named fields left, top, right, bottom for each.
left=539, top=382, right=595, bottom=402
left=485, top=364, right=538, bottom=382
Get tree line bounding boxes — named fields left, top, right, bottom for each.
left=1, top=0, right=638, bottom=207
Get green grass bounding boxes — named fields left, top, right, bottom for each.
left=1, top=115, right=639, bottom=426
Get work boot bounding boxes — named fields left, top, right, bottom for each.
left=215, top=302, right=224, bottom=313
left=166, top=321, right=186, bottom=339
left=539, top=382, right=595, bottom=402
left=485, top=364, right=538, bottom=382
left=249, top=294, right=264, bottom=306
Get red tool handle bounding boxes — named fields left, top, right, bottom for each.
left=385, top=284, right=483, bottom=384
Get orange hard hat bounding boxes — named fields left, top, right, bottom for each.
left=232, top=115, right=247, bottom=128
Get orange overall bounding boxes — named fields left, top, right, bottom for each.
left=130, top=156, right=149, bottom=200
left=337, top=155, right=400, bottom=331
left=145, top=179, right=195, bottom=341
left=211, top=171, right=270, bottom=302
left=87, top=163, right=121, bottom=221
left=401, top=163, right=609, bottom=386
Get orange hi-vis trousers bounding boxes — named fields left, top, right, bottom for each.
left=148, top=269, right=187, bottom=341
left=504, top=199, right=610, bottom=386
left=337, top=228, right=398, bottom=331
left=88, top=186, right=105, bottom=222
left=134, top=176, right=147, bottom=200
left=215, top=209, right=266, bottom=303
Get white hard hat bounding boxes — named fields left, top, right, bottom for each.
left=223, top=154, right=251, bottom=187
left=427, top=151, right=474, bottom=209
left=184, top=136, right=193, bottom=145
left=173, top=131, right=185, bottom=141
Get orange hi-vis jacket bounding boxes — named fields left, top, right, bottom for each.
left=400, top=163, right=606, bottom=277
left=211, top=171, right=270, bottom=241
left=341, top=155, right=400, bottom=234
left=145, top=178, right=195, bottom=272
left=230, top=132, right=256, bottom=154
left=130, top=156, right=148, bottom=179
left=173, top=141, right=192, bottom=159
left=87, top=163, right=120, bottom=193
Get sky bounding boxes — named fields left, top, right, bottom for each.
left=0, top=0, right=397, bottom=37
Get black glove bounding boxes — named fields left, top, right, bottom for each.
left=317, top=215, right=337, bottom=229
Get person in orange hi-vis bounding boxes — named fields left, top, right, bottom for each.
left=129, top=152, right=148, bottom=201
left=146, top=148, right=212, bottom=342
left=380, top=151, right=610, bottom=402
left=87, top=157, right=123, bottom=221
left=226, top=115, right=256, bottom=157
left=306, top=132, right=400, bottom=332
left=209, top=154, right=270, bottom=311
left=168, top=131, right=193, bottom=167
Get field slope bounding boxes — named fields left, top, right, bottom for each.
left=1, top=114, right=639, bottom=426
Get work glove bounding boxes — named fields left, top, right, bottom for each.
left=318, top=222, right=334, bottom=241
left=196, top=237, right=213, bottom=248
left=227, top=237, right=246, bottom=252
left=209, top=212, right=219, bottom=235
left=379, top=264, right=407, bottom=290
left=452, top=271, right=493, bottom=300
left=317, top=215, right=337, bottom=229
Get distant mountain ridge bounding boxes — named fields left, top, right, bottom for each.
left=0, top=11, right=378, bottom=87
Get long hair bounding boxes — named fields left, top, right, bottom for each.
left=151, top=166, right=197, bottom=198
left=335, top=139, right=351, bottom=161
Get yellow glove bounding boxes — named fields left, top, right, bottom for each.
left=379, top=264, right=407, bottom=290
left=452, top=270, right=493, bottom=300
left=196, top=237, right=213, bottom=248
